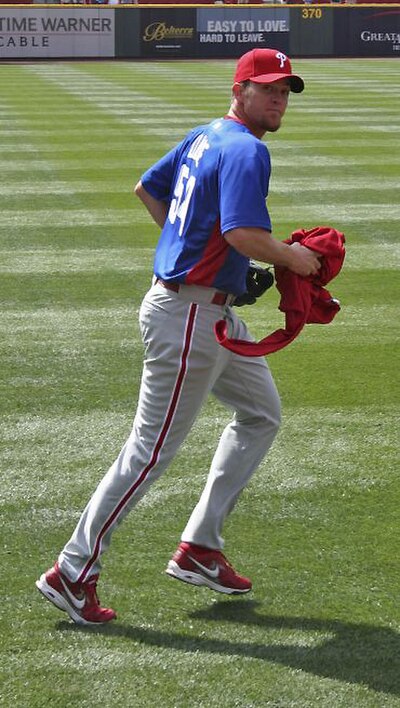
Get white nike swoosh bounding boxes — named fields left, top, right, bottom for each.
left=188, top=555, right=220, bottom=579
left=59, top=575, right=86, bottom=610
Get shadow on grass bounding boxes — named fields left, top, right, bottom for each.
left=58, top=600, right=400, bottom=696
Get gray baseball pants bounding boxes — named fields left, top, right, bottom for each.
left=59, top=281, right=281, bottom=583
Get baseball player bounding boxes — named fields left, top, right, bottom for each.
left=36, top=48, right=321, bottom=625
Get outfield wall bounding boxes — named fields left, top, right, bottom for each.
left=0, top=4, right=399, bottom=59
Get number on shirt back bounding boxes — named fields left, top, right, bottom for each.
left=168, top=164, right=196, bottom=237
left=168, top=134, right=209, bottom=237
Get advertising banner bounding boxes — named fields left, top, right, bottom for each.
left=1, top=6, right=399, bottom=61
left=197, top=7, right=290, bottom=58
left=140, top=8, right=196, bottom=58
left=335, top=6, right=400, bottom=56
left=0, top=8, right=115, bottom=59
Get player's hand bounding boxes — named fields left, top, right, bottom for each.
left=287, top=242, right=321, bottom=277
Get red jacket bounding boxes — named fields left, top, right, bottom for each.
left=215, top=226, right=346, bottom=357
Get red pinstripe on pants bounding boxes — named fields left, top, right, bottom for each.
left=78, top=303, right=199, bottom=583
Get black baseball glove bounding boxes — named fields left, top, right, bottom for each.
left=233, top=261, right=274, bottom=307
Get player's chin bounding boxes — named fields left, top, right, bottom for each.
left=263, top=115, right=282, bottom=133
left=266, top=117, right=282, bottom=133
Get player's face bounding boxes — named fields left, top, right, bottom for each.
left=237, top=79, right=290, bottom=138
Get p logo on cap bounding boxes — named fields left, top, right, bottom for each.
left=275, top=52, right=288, bottom=69
left=234, top=48, right=304, bottom=93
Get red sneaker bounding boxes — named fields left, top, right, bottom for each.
left=36, top=563, right=116, bottom=626
left=166, top=542, right=252, bottom=594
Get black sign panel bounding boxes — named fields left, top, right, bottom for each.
left=115, top=7, right=140, bottom=58
left=290, top=6, right=334, bottom=57
left=335, top=7, right=400, bottom=57
left=140, top=8, right=196, bottom=58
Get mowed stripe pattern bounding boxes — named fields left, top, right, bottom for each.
left=1, top=59, right=399, bottom=707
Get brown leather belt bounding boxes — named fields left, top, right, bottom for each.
left=155, top=278, right=232, bottom=306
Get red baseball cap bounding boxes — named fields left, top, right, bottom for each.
left=234, top=48, right=304, bottom=94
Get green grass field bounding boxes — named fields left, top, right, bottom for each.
left=0, top=57, right=399, bottom=707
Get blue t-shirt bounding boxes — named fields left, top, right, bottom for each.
left=141, top=117, right=272, bottom=296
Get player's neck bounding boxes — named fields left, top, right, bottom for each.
left=226, top=107, right=266, bottom=140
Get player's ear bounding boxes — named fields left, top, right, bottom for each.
left=232, top=82, right=245, bottom=105
left=232, top=82, right=242, bottom=99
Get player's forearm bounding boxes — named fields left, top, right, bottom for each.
left=224, top=227, right=321, bottom=277
left=225, top=227, right=292, bottom=265
left=134, top=181, right=168, bottom=229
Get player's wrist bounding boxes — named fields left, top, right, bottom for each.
left=274, top=241, right=296, bottom=269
